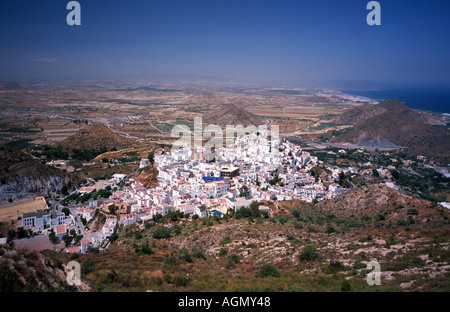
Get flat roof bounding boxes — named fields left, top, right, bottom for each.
left=220, top=166, right=239, bottom=172
left=23, top=209, right=49, bottom=219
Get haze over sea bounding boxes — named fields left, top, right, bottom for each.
left=341, top=89, right=450, bottom=114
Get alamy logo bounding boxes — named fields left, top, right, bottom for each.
left=66, top=261, right=81, bottom=286
left=367, top=1, right=381, bottom=26
left=366, top=261, right=381, bottom=285
left=170, top=117, right=280, bottom=165
left=67, top=1, right=81, bottom=26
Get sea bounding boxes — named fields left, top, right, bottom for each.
left=341, top=88, right=450, bottom=114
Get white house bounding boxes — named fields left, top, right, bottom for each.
left=102, top=218, right=117, bottom=240
left=82, top=208, right=96, bottom=222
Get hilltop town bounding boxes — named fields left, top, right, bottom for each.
left=14, top=127, right=350, bottom=253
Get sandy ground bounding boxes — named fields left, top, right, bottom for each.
left=0, top=197, right=48, bottom=222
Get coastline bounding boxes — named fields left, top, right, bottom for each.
left=340, top=88, right=450, bottom=114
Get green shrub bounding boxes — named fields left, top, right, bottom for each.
left=374, top=214, right=385, bottom=221
left=288, top=285, right=305, bottom=292
left=179, top=249, right=193, bottom=263
left=164, top=257, right=177, bottom=265
left=219, top=248, right=228, bottom=256
left=135, top=245, right=153, bottom=256
left=385, top=236, right=400, bottom=247
left=81, top=259, right=95, bottom=275
left=219, top=236, right=232, bottom=245
left=103, top=271, right=116, bottom=284
left=134, top=232, right=143, bottom=240
left=144, top=222, right=155, bottom=230
left=192, top=248, right=206, bottom=260
left=259, top=264, right=281, bottom=277
left=172, top=274, right=189, bottom=287
left=407, top=209, right=419, bottom=215
left=153, top=226, right=171, bottom=239
left=412, top=257, right=425, bottom=266
left=228, top=253, right=240, bottom=264
left=323, top=260, right=346, bottom=274
left=353, top=261, right=365, bottom=270
left=346, top=219, right=360, bottom=228
left=299, top=245, right=318, bottom=261
left=341, top=280, right=352, bottom=292
left=326, top=225, right=337, bottom=234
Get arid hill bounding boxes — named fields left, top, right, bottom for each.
left=331, top=99, right=450, bottom=160
left=316, top=184, right=446, bottom=224
left=334, top=99, right=407, bottom=125
left=0, top=145, right=64, bottom=181
left=203, top=104, right=265, bottom=127
left=59, top=124, right=137, bottom=152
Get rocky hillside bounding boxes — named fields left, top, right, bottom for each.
left=0, top=246, right=90, bottom=292
left=203, top=104, right=265, bottom=127
left=59, top=124, right=137, bottom=152
left=316, top=184, right=443, bottom=223
left=65, top=183, right=450, bottom=292
left=331, top=100, right=450, bottom=160
left=0, top=145, right=69, bottom=202
left=135, top=165, right=159, bottom=189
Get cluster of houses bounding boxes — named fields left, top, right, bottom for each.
left=22, top=125, right=443, bottom=256
left=22, top=130, right=353, bottom=254
left=22, top=209, right=67, bottom=238
left=68, top=131, right=351, bottom=236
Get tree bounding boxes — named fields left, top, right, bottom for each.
left=108, top=205, right=117, bottom=215
left=62, top=207, right=71, bottom=216
left=7, top=229, right=15, bottom=241
left=16, top=227, right=29, bottom=239
left=372, top=169, right=379, bottom=177
left=62, top=235, right=73, bottom=247
left=49, top=231, right=59, bottom=245
left=148, top=152, right=155, bottom=165
left=240, top=185, right=248, bottom=197
left=392, top=169, right=400, bottom=180
left=249, top=201, right=261, bottom=218
left=153, top=213, right=163, bottom=223
left=60, top=183, right=68, bottom=195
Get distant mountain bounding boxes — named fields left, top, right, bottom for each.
left=0, top=145, right=68, bottom=201
left=60, top=124, right=136, bottom=152
left=334, top=99, right=408, bottom=125
left=331, top=99, right=450, bottom=160
left=203, top=104, right=265, bottom=127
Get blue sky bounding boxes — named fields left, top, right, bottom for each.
left=1, top=0, right=450, bottom=86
